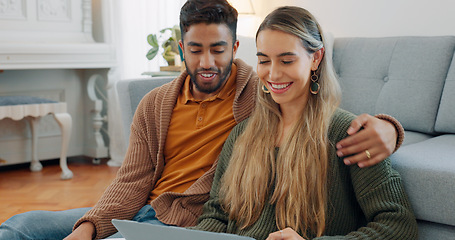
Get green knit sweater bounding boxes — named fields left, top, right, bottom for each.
left=193, top=108, right=418, bottom=240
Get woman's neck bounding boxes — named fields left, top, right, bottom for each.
left=276, top=104, right=305, bottom=147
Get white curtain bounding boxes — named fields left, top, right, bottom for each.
left=106, top=0, right=185, bottom=166
left=117, top=0, right=186, bottom=79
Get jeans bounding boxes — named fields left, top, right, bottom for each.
left=0, top=205, right=166, bottom=240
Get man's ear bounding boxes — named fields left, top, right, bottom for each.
left=179, top=40, right=184, bottom=59
left=232, top=40, right=239, bottom=59
left=312, top=47, right=324, bottom=71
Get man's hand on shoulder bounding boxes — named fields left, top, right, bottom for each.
left=336, top=113, right=397, bottom=168
left=63, top=221, right=95, bottom=240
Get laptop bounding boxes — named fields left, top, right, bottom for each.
left=112, top=219, right=255, bottom=240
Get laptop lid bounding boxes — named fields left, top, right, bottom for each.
left=111, top=219, right=255, bottom=240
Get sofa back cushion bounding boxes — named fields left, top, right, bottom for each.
left=116, top=77, right=174, bottom=146
left=333, top=36, right=455, bottom=134
left=435, top=53, right=455, bottom=133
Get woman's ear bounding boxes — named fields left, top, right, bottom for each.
left=312, top=47, right=324, bottom=71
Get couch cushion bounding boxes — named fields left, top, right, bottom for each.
left=128, top=77, right=175, bottom=113
left=417, top=220, right=455, bottom=240
left=333, top=36, right=455, bottom=134
left=236, top=36, right=257, bottom=71
left=390, top=134, right=455, bottom=227
left=435, top=53, right=455, bottom=133
left=116, top=77, right=174, bottom=146
left=0, top=96, right=57, bottom=106
left=402, top=130, right=433, bottom=146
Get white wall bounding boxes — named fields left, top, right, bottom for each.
left=249, top=0, right=455, bottom=38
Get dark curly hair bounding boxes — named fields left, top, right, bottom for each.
left=179, top=0, right=238, bottom=44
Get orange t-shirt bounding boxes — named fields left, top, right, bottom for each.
left=150, top=64, right=238, bottom=200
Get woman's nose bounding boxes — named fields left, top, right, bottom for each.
left=269, top=62, right=282, bottom=81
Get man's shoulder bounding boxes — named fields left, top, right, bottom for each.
left=138, top=77, right=181, bottom=106
left=233, top=58, right=258, bottom=82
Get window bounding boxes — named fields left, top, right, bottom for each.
left=116, top=0, right=185, bottom=79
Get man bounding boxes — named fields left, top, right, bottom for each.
left=0, top=0, right=403, bottom=239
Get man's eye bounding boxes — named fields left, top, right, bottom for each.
left=258, top=60, right=270, bottom=64
left=189, top=48, right=201, bottom=53
left=212, top=49, right=225, bottom=54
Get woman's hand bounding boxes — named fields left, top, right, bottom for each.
left=266, top=227, right=306, bottom=240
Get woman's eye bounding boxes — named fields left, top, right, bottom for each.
left=282, top=60, right=293, bottom=64
left=258, top=60, right=270, bottom=64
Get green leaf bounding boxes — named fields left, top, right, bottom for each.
left=147, top=34, right=158, bottom=47
left=160, top=28, right=171, bottom=34
left=146, top=47, right=159, bottom=60
left=172, top=25, right=181, bottom=40
left=146, top=25, right=181, bottom=62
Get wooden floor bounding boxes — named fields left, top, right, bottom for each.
left=0, top=157, right=119, bottom=224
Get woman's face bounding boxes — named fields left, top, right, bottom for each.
left=256, top=29, right=320, bottom=109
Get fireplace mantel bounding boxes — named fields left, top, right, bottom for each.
left=0, top=42, right=115, bottom=70
left=0, top=0, right=115, bottom=70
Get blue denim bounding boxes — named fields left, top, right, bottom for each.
left=0, top=205, right=166, bottom=240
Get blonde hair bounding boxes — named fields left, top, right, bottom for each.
left=220, top=6, right=341, bottom=238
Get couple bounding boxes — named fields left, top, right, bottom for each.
left=0, top=0, right=417, bottom=239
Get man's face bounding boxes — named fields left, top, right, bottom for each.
left=179, top=23, right=238, bottom=99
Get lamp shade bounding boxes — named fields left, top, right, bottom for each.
left=228, top=0, right=255, bottom=14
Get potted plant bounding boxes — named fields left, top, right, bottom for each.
left=146, top=25, right=182, bottom=67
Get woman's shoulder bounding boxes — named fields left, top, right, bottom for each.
left=229, top=118, right=250, bottom=139
left=331, top=108, right=356, bottom=124
left=328, top=108, right=356, bottom=142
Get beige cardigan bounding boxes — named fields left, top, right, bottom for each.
left=74, top=59, right=258, bottom=239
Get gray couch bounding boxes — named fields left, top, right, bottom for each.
left=116, top=36, right=455, bottom=239
left=116, top=76, right=175, bottom=147
left=333, top=36, right=455, bottom=239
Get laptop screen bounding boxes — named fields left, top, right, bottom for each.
left=112, top=219, right=255, bottom=240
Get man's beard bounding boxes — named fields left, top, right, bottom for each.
left=187, top=58, right=233, bottom=94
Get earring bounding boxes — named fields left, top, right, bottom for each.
left=262, top=84, right=270, bottom=94
left=310, top=71, right=320, bottom=95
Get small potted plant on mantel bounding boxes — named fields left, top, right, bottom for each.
left=146, top=25, right=184, bottom=72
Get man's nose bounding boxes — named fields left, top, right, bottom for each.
left=200, top=52, right=215, bottom=69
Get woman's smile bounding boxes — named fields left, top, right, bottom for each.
left=267, top=81, right=293, bottom=94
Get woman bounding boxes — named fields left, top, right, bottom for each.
left=193, top=6, right=418, bottom=240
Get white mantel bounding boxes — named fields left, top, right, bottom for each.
left=0, top=42, right=115, bottom=70
left=0, top=0, right=115, bottom=166
left=0, top=0, right=116, bottom=70
left=0, top=0, right=93, bottom=41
